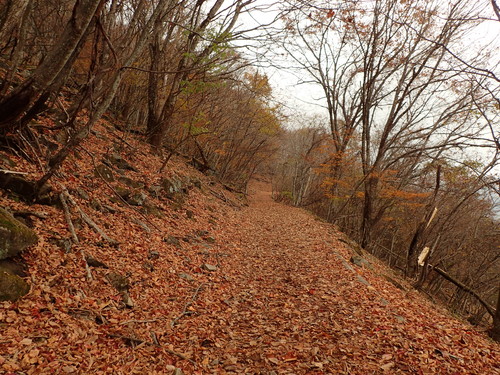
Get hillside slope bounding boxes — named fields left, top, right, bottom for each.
left=0, top=123, right=498, bottom=374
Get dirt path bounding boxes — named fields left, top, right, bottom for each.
left=174, top=180, right=499, bottom=374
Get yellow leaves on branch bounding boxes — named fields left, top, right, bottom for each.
left=244, top=71, right=272, bottom=98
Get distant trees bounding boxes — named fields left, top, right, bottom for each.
left=273, top=119, right=329, bottom=206
left=164, top=70, right=283, bottom=189
left=280, top=0, right=497, bottom=247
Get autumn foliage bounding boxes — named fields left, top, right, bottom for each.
left=0, top=0, right=498, bottom=373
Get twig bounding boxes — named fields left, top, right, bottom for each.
left=60, top=184, right=119, bottom=246
left=132, top=218, right=151, bottom=233
left=16, top=130, right=45, bottom=172
left=60, top=191, right=93, bottom=281
left=171, top=283, right=204, bottom=328
left=221, top=182, right=247, bottom=196
left=164, top=347, right=196, bottom=365
left=209, top=189, right=227, bottom=202
left=210, top=189, right=239, bottom=208
left=150, top=331, right=160, bottom=346
left=107, top=333, right=196, bottom=365
left=74, top=198, right=119, bottom=245
left=56, top=96, right=70, bottom=122
left=0, top=169, right=29, bottom=175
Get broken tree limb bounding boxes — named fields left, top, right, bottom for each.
left=415, top=234, right=441, bottom=290
left=171, top=283, right=204, bottom=328
left=406, top=165, right=441, bottom=277
left=209, top=189, right=239, bottom=208
left=74, top=198, right=119, bottom=245
left=59, top=184, right=119, bottom=246
left=59, top=192, right=79, bottom=244
left=0, top=169, right=29, bottom=175
left=430, top=265, right=496, bottom=317
left=60, top=191, right=93, bottom=281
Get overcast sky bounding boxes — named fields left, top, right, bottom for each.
left=235, top=1, right=500, bottom=127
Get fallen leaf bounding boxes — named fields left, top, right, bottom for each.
left=268, top=357, right=279, bottom=365
left=380, top=362, right=395, bottom=371
left=19, top=338, right=32, bottom=346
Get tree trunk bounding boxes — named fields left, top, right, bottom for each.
left=406, top=165, right=441, bottom=277
left=35, top=0, right=170, bottom=189
left=0, top=0, right=31, bottom=47
left=147, top=94, right=177, bottom=151
left=360, top=175, right=377, bottom=248
left=0, top=0, right=32, bottom=97
left=414, top=235, right=440, bottom=290
left=490, top=284, right=500, bottom=342
left=146, top=36, right=162, bottom=144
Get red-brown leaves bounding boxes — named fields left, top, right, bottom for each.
left=0, top=125, right=498, bottom=374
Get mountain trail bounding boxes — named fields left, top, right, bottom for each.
left=173, top=179, right=499, bottom=374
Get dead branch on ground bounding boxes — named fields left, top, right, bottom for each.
left=171, top=283, right=204, bottom=328
left=59, top=183, right=119, bottom=245
left=107, top=333, right=196, bottom=365
left=59, top=190, right=93, bottom=281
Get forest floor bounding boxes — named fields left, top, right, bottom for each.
left=0, top=123, right=498, bottom=374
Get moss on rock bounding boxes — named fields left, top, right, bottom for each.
left=0, top=271, right=30, bottom=301
left=0, top=208, right=38, bottom=259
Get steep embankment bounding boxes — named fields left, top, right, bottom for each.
left=0, top=123, right=498, bottom=374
